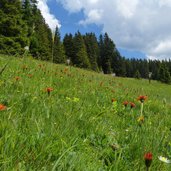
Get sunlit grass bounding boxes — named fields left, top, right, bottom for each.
left=0, top=54, right=171, bottom=170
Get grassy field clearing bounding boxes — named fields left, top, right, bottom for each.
left=0, top=55, right=171, bottom=170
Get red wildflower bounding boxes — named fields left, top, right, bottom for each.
left=144, top=152, right=152, bottom=168
left=130, top=102, right=136, bottom=108
left=46, top=87, right=53, bottom=95
left=0, top=104, right=7, bottom=111
left=137, top=95, right=147, bottom=103
left=123, top=101, right=129, bottom=107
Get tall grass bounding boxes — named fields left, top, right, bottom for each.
left=0, top=54, right=171, bottom=170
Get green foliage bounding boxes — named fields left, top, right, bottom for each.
left=134, top=70, right=141, bottom=79
left=73, top=31, right=90, bottom=68
left=30, top=10, right=53, bottom=60
left=99, top=33, right=114, bottom=74
left=0, top=0, right=28, bottom=55
left=22, top=0, right=34, bottom=37
left=0, top=0, right=52, bottom=60
left=63, top=33, right=75, bottom=63
left=158, top=63, right=171, bottom=84
left=84, top=33, right=99, bottom=71
left=53, top=26, right=65, bottom=63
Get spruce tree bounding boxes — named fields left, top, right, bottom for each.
left=158, top=63, right=171, bottom=84
left=53, top=26, right=65, bottom=63
left=22, top=0, right=34, bottom=37
left=111, top=49, right=123, bottom=76
left=84, top=33, right=99, bottom=71
left=63, top=33, right=75, bottom=64
left=99, top=33, right=113, bottom=74
left=29, top=9, right=52, bottom=60
left=0, top=0, right=28, bottom=55
left=73, top=31, right=90, bottom=68
left=98, top=34, right=104, bottom=71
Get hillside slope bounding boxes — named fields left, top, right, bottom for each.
left=0, top=55, right=171, bottom=170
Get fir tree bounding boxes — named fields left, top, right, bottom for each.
left=53, top=26, right=65, bottom=63
left=84, top=33, right=99, bottom=71
left=73, top=31, right=90, bottom=68
left=99, top=33, right=113, bottom=74
left=98, top=34, right=104, bottom=71
left=22, top=0, right=34, bottom=37
left=30, top=9, right=52, bottom=60
left=158, top=63, right=171, bottom=84
left=63, top=33, right=75, bottom=63
left=111, top=49, right=123, bottom=76
left=0, top=0, right=28, bottom=55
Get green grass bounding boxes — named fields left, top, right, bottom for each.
left=1, top=54, right=171, bottom=170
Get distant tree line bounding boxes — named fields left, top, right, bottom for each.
left=0, top=0, right=171, bottom=84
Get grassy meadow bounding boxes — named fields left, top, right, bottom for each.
left=1, top=54, right=171, bottom=170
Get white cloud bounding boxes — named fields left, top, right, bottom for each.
left=116, top=0, right=138, bottom=19
left=148, top=40, right=171, bottom=59
left=37, top=0, right=61, bottom=31
left=79, top=9, right=103, bottom=25
left=56, top=0, right=171, bottom=60
left=56, top=0, right=84, bottom=13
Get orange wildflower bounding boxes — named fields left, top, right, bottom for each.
left=144, top=152, right=152, bottom=168
left=137, top=95, right=147, bottom=103
left=0, top=104, right=7, bottom=111
left=130, top=102, right=136, bottom=108
left=123, top=101, right=129, bottom=107
left=46, top=87, right=53, bottom=95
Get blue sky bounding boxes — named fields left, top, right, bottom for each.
left=47, top=1, right=103, bottom=38
left=38, top=0, right=171, bottom=60
left=46, top=0, right=146, bottom=59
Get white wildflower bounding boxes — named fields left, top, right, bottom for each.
left=158, top=156, right=171, bottom=164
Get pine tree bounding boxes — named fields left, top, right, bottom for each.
left=73, top=31, right=90, bottom=68
left=0, top=0, right=28, bottom=55
left=98, top=34, right=104, bottom=71
left=158, top=63, right=171, bottom=84
left=22, top=0, right=34, bottom=37
left=111, top=49, right=123, bottom=76
left=117, top=57, right=126, bottom=76
left=63, top=33, right=74, bottom=63
left=84, top=33, right=99, bottom=71
left=139, top=59, right=149, bottom=78
left=99, top=33, right=113, bottom=74
left=53, top=26, right=65, bottom=63
left=29, top=9, right=52, bottom=60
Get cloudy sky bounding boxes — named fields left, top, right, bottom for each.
left=37, top=0, right=171, bottom=60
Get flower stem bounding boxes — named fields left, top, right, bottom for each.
left=140, top=102, right=143, bottom=116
